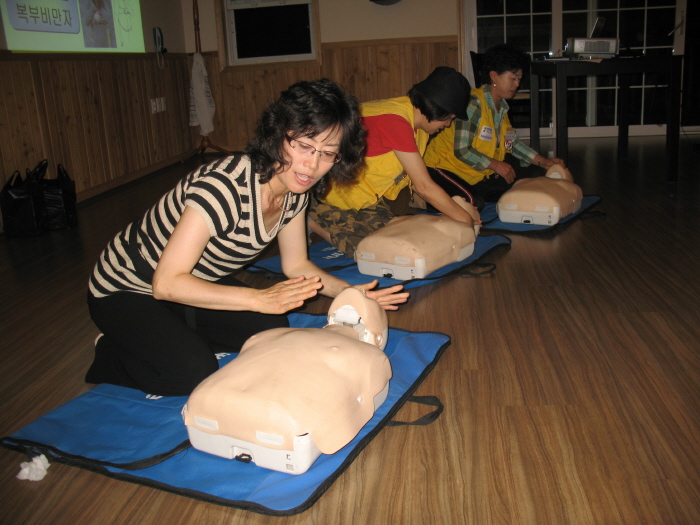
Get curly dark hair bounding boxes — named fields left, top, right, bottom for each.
left=481, top=44, right=530, bottom=84
left=245, top=78, right=366, bottom=197
left=406, top=86, right=452, bottom=122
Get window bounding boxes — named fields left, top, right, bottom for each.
left=474, top=0, right=554, bottom=129
left=464, top=0, right=686, bottom=135
left=562, top=0, right=678, bottom=127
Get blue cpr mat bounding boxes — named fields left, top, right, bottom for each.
left=247, top=234, right=511, bottom=289
left=1, top=314, right=450, bottom=516
left=479, top=195, right=602, bottom=233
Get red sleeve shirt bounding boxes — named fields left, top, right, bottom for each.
left=362, top=114, right=418, bottom=157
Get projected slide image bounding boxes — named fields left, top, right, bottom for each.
left=1, top=0, right=144, bottom=52
left=80, top=0, right=116, bottom=48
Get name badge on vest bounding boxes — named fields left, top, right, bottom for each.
left=394, top=172, right=407, bottom=185
left=505, top=128, right=516, bottom=152
left=479, top=126, right=493, bottom=142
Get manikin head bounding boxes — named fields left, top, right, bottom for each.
left=545, top=163, right=574, bottom=182
left=325, top=287, right=388, bottom=350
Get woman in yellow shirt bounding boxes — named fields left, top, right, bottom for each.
left=424, top=44, right=565, bottom=210
left=308, top=67, right=474, bottom=258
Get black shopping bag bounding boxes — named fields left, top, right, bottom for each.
left=40, top=164, right=78, bottom=229
left=0, top=170, right=48, bottom=237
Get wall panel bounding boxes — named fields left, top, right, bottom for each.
left=203, top=36, right=459, bottom=152
left=0, top=60, right=45, bottom=178
left=1, top=36, right=458, bottom=209
left=0, top=54, right=191, bottom=202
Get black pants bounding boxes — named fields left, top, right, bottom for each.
left=86, top=275, right=289, bottom=396
left=427, top=167, right=517, bottom=211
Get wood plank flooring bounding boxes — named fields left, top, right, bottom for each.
left=1, top=136, right=699, bottom=524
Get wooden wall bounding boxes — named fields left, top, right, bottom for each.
left=0, top=53, right=191, bottom=201
left=0, top=35, right=458, bottom=207
left=211, top=35, right=460, bottom=151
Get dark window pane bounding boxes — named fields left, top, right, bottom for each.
left=506, top=0, right=530, bottom=15
left=532, top=0, right=551, bottom=14
left=508, top=98, right=531, bottom=127
left=631, top=72, right=644, bottom=86
left=569, top=76, right=588, bottom=89
left=567, top=89, right=588, bottom=126
left=477, top=17, right=505, bottom=53
left=623, top=86, right=643, bottom=125
left=520, top=68, right=531, bottom=90
left=619, top=9, right=644, bottom=49
left=648, top=0, right=675, bottom=6
left=596, top=74, right=617, bottom=88
left=596, top=88, right=617, bottom=125
left=592, top=12, right=618, bottom=39
left=563, top=12, right=589, bottom=49
left=646, top=8, right=675, bottom=47
left=477, top=0, right=504, bottom=16
left=620, top=0, right=644, bottom=7
left=644, top=86, right=667, bottom=124
left=506, top=15, right=531, bottom=51
left=563, top=0, right=588, bottom=11
left=643, top=71, right=666, bottom=89
left=598, top=0, right=618, bottom=9
left=644, top=50, right=673, bottom=87
left=538, top=90, right=553, bottom=128
left=533, top=14, right=552, bottom=53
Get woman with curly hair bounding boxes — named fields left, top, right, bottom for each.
left=86, top=78, right=408, bottom=396
left=424, top=44, right=565, bottom=209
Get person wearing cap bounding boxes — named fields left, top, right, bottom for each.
left=308, top=66, right=474, bottom=258
left=424, top=44, right=565, bottom=210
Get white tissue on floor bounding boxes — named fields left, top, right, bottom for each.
left=17, top=454, right=50, bottom=481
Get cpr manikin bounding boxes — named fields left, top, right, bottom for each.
left=182, top=288, right=391, bottom=474
left=355, top=196, right=481, bottom=281
left=497, top=164, right=583, bottom=226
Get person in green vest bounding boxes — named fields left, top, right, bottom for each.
left=308, top=67, right=475, bottom=258
left=424, top=44, right=565, bottom=210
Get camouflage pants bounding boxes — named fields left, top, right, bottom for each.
left=308, top=196, right=395, bottom=259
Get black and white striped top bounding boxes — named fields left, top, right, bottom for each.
left=89, top=155, right=308, bottom=298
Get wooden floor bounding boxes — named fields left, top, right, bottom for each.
left=1, top=136, right=699, bottom=524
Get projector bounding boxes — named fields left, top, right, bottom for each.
left=565, top=38, right=619, bottom=59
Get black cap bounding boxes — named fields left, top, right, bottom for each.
left=412, top=66, right=470, bottom=120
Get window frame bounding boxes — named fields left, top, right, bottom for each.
left=460, top=0, right=687, bottom=138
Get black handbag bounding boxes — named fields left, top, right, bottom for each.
left=0, top=169, right=48, bottom=237
left=40, top=163, right=78, bottom=229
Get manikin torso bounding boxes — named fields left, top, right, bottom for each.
left=183, top=288, right=392, bottom=457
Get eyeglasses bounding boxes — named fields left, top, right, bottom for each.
left=286, top=137, right=342, bottom=164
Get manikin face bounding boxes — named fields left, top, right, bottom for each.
left=490, top=69, right=523, bottom=101
left=275, top=127, right=343, bottom=194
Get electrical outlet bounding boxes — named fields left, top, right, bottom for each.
left=150, top=99, right=157, bottom=114
left=160, top=97, right=166, bottom=112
